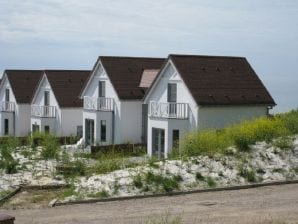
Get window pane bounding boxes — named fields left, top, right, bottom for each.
left=4, top=119, right=9, bottom=135
left=99, top=81, right=105, bottom=97
left=167, top=83, right=177, bottom=102
left=44, top=91, right=50, bottom=106
left=101, top=120, right=106, bottom=141
left=5, top=89, right=10, bottom=102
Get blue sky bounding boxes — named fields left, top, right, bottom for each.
left=0, top=0, right=297, bottom=112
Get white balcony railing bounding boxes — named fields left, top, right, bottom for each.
left=31, top=105, right=56, bottom=118
left=149, top=101, right=189, bottom=119
left=84, top=96, right=114, bottom=111
left=1, top=101, right=15, bottom=112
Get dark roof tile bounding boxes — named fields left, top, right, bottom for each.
left=5, top=70, right=43, bottom=104
left=45, top=70, right=91, bottom=108
left=99, top=56, right=165, bottom=100
left=169, top=54, right=275, bottom=106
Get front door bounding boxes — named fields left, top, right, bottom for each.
left=85, top=119, right=95, bottom=146
left=152, top=128, right=165, bottom=159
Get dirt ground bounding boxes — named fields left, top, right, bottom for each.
left=1, top=183, right=298, bottom=224
left=1, top=188, right=65, bottom=210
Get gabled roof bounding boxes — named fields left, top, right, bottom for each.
left=147, top=54, right=275, bottom=106
left=4, top=70, right=44, bottom=104
left=44, top=70, right=91, bottom=108
left=94, top=56, right=165, bottom=100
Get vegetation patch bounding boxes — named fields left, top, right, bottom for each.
left=239, top=167, right=257, bottom=183
left=206, top=176, right=217, bottom=188
left=179, top=109, right=298, bottom=157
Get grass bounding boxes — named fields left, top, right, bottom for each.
left=0, top=136, right=20, bottom=174
left=206, top=176, right=217, bottom=187
left=144, top=171, right=182, bottom=193
left=87, top=190, right=109, bottom=198
left=179, top=109, right=298, bottom=157
left=239, top=167, right=257, bottom=183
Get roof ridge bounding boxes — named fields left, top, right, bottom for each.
left=44, top=69, right=91, bottom=72
left=99, top=56, right=165, bottom=60
left=169, top=54, right=246, bottom=59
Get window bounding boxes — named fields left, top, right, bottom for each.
left=44, top=126, right=50, bottom=133
left=167, top=83, right=177, bottom=102
left=172, top=130, right=179, bottom=149
left=101, top=120, right=106, bottom=142
left=77, top=125, right=83, bottom=138
left=32, top=124, right=40, bottom=133
left=98, top=81, right=106, bottom=97
left=5, top=89, right=10, bottom=102
left=44, top=91, right=50, bottom=106
left=4, top=119, right=9, bottom=135
left=168, top=83, right=177, bottom=115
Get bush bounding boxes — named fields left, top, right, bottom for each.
left=133, top=174, right=143, bottom=189
left=206, top=176, right=216, bottom=187
left=40, top=134, right=60, bottom=160
left=278, top=109, right=298, bottom=134
left=181, top=130, right=231, bottom=157
left=57, top=160, right=87, bottom=178
left=180, top=110, right=298, bottom=157
left=273, top=136, right=294, bottom=150
left=0, top=137, right=20, bottom=174
left=144, top=172, right=181, bottom=193
left=195, top=172, right=205, bottom=181
left=239, top=167, right=257, bottom=182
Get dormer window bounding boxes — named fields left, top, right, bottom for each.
left=98, top=81, right=106, bottom=98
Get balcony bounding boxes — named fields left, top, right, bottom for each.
left=31, top=105, right=56, bottom=118
left=84, top=96, right=114, bottom=111
left=1, top=101, right=15, bottom=112
left=149, top=101, right=189, bottom=119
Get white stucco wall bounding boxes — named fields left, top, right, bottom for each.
left=145, top=61, right=198, bottom=156
left=198, top=106, right=268, bottom=130
left=120, top=100, right=143, bottom=144
left=31, top=75, right=62, bottom=135
left=0, top=75, right=31, bottom=137
left=61, top=108, right=83, bottom=136
left=15, top=104, right=31, bottom=136
left=82, top=61, right=122, bottom=145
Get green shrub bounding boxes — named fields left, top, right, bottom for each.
left=195, top=172, right=205, bottom=181
left=61, top=185, right=77, bottom=198
left=206, top=176, right=216, bottom=187
left=0, top=137, right=20, bottom=174
left=133, top=174, right=143, bottom=189
left=278, top=109, right=298, bottom=134
left=239, top=167, right=257, bottom=182
left=180, top=110, right=298, bottom=157
left=181, top=130, right=231, bottom=157
left=144, top=172, right=181, bottom=193
left=273, top=136, right=294, bottom=150
left=40, top=134, right=60, bottom=160
left=58, top=160, right=87, bottom=178
left=87, top=190, right=109, bottom=198
left=89, top=159, right=122, bottom=175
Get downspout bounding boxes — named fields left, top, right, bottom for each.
left=112, top=110, right=115, bottom=145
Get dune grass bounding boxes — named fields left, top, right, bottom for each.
left=177, top=109, right=298, bottom=158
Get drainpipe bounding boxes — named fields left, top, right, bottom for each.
left=112, top=111, right=115, bottom=145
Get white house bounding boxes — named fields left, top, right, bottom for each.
left=80, top=56, right=165, bottom=146
left=30, top=70, right=90, bottom=137
left=0, top=70, right=43, bottom=137
left=144, top=54, right=276, bottom=158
